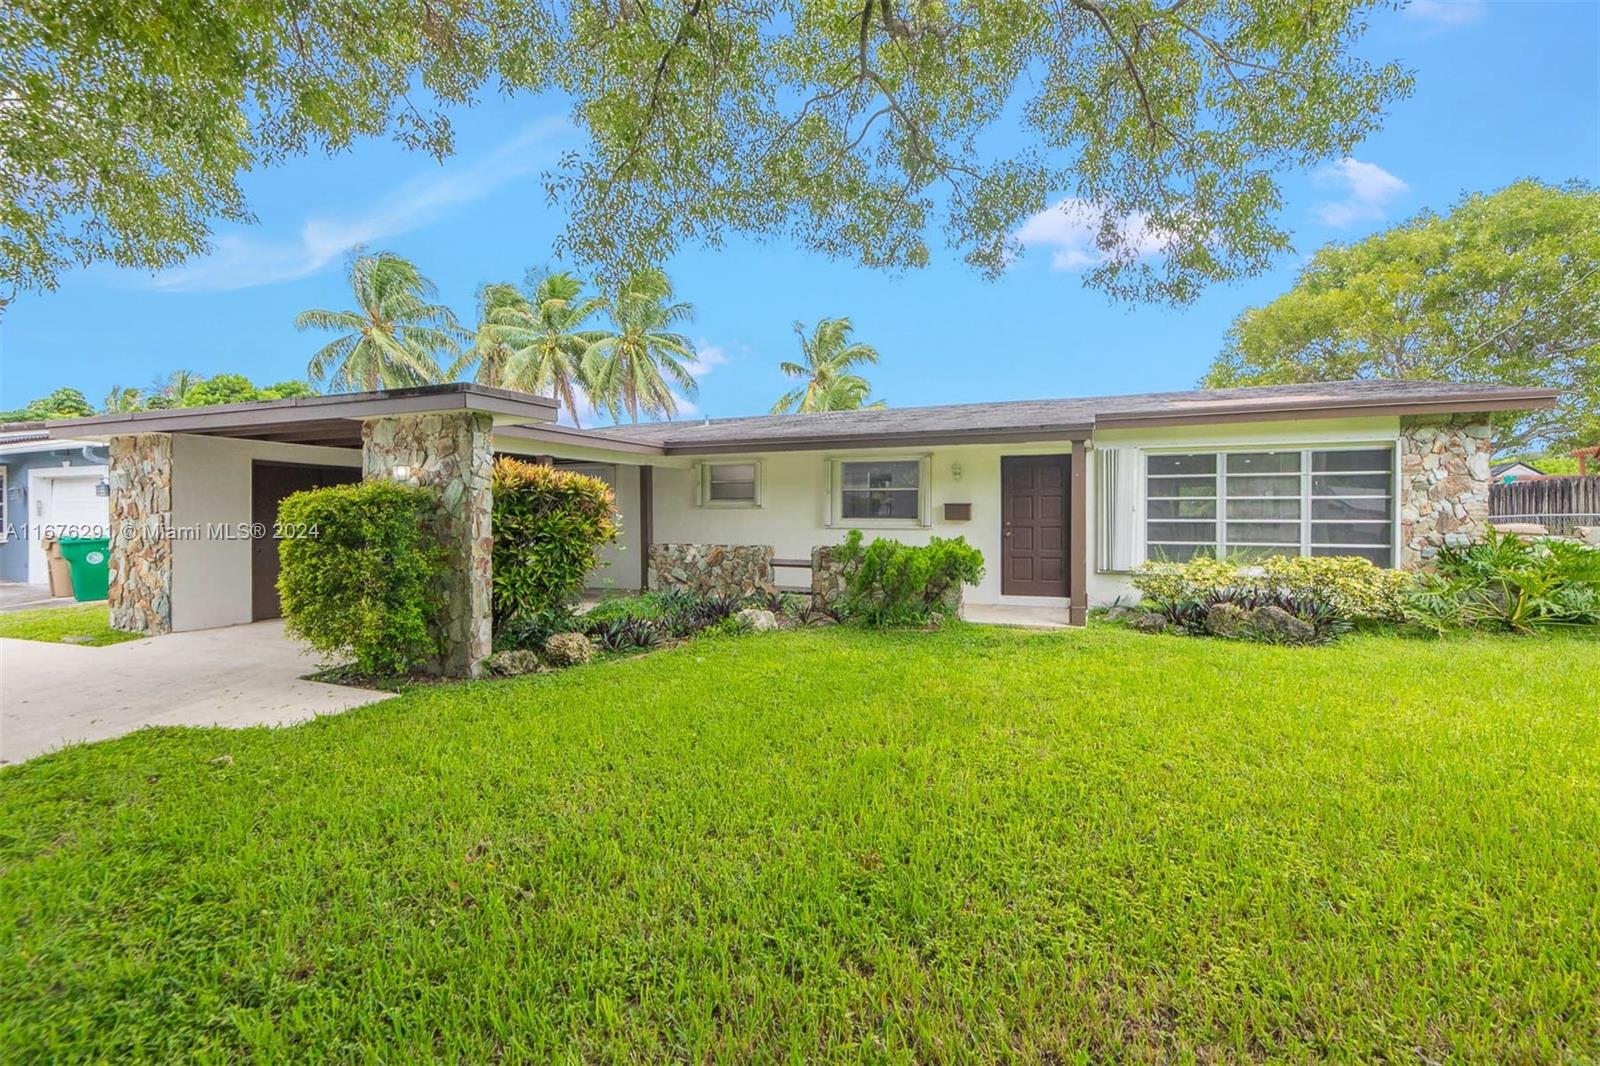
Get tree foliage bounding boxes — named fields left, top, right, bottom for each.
left=772, top=317, right=883, bottom=413
left=1202, top=181, right=1600, bottom=451
left=0, top=387, right=94, bottom=423
left=298, top=252, right=464, bottom=392
left=4, top=0, right=1410, bottom=304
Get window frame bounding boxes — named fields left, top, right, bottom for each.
left=827, top=454, right=932, bottom=528
left=1140, top=443, right=1399, bottom=566
left=696, top=460, right=763, bottom=508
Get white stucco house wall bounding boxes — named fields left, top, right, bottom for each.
left=22, top=378, right=1555, bottom=674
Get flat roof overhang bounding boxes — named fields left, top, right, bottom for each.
left=1091, top=388, right=1559, bottom=430
left=654, top=424, right=1095, bottom=456
left=36, top=384, right=560, bottom=449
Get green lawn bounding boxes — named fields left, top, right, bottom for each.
left=2, top=625, right=1598, bottom=1060
left=0, top=602, right=137, bottom=646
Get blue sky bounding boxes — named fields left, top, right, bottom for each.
left=3, top=0, right=1596, bottom=423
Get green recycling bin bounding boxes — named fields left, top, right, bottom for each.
left=58, top=537, right=112, bottom=602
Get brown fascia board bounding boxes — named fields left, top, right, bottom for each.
left=495, top=422, right=667, bottom=457
left=658, top=423, right=1095, bottom=455
left=1090, top=389, right=1560, bottom=430
left=39, top=383, right=558, bottom=439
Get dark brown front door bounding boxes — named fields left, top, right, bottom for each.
left=1001, top=454, right=1070, bottom=597
left=251, top=461, right=361, bottom=621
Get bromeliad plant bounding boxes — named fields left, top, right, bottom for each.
left=1402, top=528, right=1600, bottom=634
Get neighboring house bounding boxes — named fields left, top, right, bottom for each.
left=0, top=429, right=110, bottom=585
left=32, top=378, right=1557, bottom=674
left=1490, top=459, right=1545, bottom=482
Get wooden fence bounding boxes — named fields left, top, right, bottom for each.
left=1489, top=476, right=1600, bottom=534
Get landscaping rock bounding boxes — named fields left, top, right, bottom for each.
left=1128, top=611, right=1170, bottom=634
left=1246, top=605, right=1317, bottom=645
left=543, top=632, right=596, bottom=667
left=736, top=608, right=780, bottom=632
left=485, top=649, right=543, bottom=677
left=1203, top=603, right=1252, bottom=638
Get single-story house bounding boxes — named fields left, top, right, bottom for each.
left=27, top=378, right=1556, bottom=674
left=1490, top=459, right=1546, bottom=482
left=0, top=429, right=110, bottom=585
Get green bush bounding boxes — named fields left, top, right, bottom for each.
left=1133, top=554, right=1408, bottom=622
left=1402, top=528, right=1600, bottom=634
left=491, top=457, right=619, bottom=628
left=833, top=529, right=985, bottom=627
left=277, top=481, right=445, bottom=676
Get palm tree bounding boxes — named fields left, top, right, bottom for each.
left=771, top=316, right=884, bottom=414
left=296, top=251, right=463, bottom=392
left=461, top=271, right=611, bottom=425
left=143, top=369, right=203, bottom=409
left=102, top=385, right=145, bottom=413
left=589, top=269, right=698, bottom=422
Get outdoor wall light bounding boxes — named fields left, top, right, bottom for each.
left=951, top=462, right=963, bottom=482
left=94, top=477, right=110, bottom=498
left=392, top=465, right=411, bottom=480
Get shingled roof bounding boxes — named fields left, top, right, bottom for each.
left=598, top=380, right=1556, bottom=454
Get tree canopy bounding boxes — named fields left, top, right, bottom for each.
left=0, top=387, right=94, bottom=423
left=1201, top=181, right=1600, bottom=452
left=5, top=1, right=1410, bottom=304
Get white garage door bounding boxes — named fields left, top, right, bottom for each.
left=26, top=470, right=110, bottom=585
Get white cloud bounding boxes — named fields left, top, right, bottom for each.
left=149, top=117, right=570, bottom=292
left=683, top=340, right=729, bottom=381
left=1013, top=198, right=1170, bottom=272
left=1311, top=158, right=1409, bottom=228
left=1403, top=0, right=1487, bottom=30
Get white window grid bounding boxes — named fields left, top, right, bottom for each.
left=1144, top=445, right=1397, bottom=564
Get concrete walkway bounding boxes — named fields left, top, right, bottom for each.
left=1, top=621, right=394, bottom=765
left=0, top=582, right=77, bottom=613
left=961, top=603, right=1075, bottom=629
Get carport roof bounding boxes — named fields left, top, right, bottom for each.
left=26, top=383, right=560, bottom=449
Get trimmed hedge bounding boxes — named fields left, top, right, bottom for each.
left=491, top=457, right=619, bottom=627
left=277, top=481, right=445, bottom=676
left=1133, top=555, right=1408, bottom=622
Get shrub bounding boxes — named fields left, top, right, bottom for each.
left=491, top=457, right=619, bottom=628
left=542, top=631, right=596, bottom=667
left=277, top=481, right=445, bottom=676
left=1158, top=585, right=1350, bottom=645
left=1402, top=528, right=1600, bottom=633
left=833, top=529, right=985, bottom=627
left=1133, top=554, right=1407, bottom=622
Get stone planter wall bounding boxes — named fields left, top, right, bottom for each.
left=810, top=543, right=963, bottom=611
left=363, top=411, right=494, bottom=677
left=648, top=544, right=775, bottom=597
left=1399, top=416, right=1493, bottom=567
left=108, top=434, right=174, bottom=634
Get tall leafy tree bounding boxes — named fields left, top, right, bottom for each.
left=1201, top=181, right=1600, bottom=452
left=589, top=270, right=698, bottom=422
left=297, top=252, right=462, bottom=392
left=6, top=1, right=1410, bottom=305
left=0, top=387, right=94, bottom=423
left=465, top=272, right=610, bottom=424
left=772, top=317, right=884, bottom=414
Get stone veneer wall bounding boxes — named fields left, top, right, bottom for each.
left=648, top=544, right=775, bottom=597
left=1399, top=416, right=1493, bottom=567
left=108, top=434, right=174, bottom=634
left=362, top=411, right=493, bottom=677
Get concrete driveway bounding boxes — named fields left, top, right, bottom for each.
left=1, top=622, right=394, bottom=765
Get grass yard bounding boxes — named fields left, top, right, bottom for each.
left=2, top=624, right=1598, bottom=1060
left=0, top=602, right=138, bottom=646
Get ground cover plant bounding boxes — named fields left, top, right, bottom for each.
left=3, top=624, right=1597, bottom=1060
left=0, top=603, right=137, bottom=646
left=1402, top=527, right=1600, bottom=633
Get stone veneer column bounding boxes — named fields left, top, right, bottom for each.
left=362, top=411, right=494, bottom=677
left=1399, top=415, right=1493, bottom=567
left=108, top=434, right=174, bottom=634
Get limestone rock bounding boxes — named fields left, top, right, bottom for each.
left=736, top=607, right=780, bottom=632
left=647, top=543, right=775, bottom=598
left=1203, top=603, right=1251, bottom=638
left=1246, top=605, right=1317, bottom=645
left=543, top=632, right=596, bottom=667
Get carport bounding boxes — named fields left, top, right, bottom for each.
left=41, top=384, right=609, bottom=677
